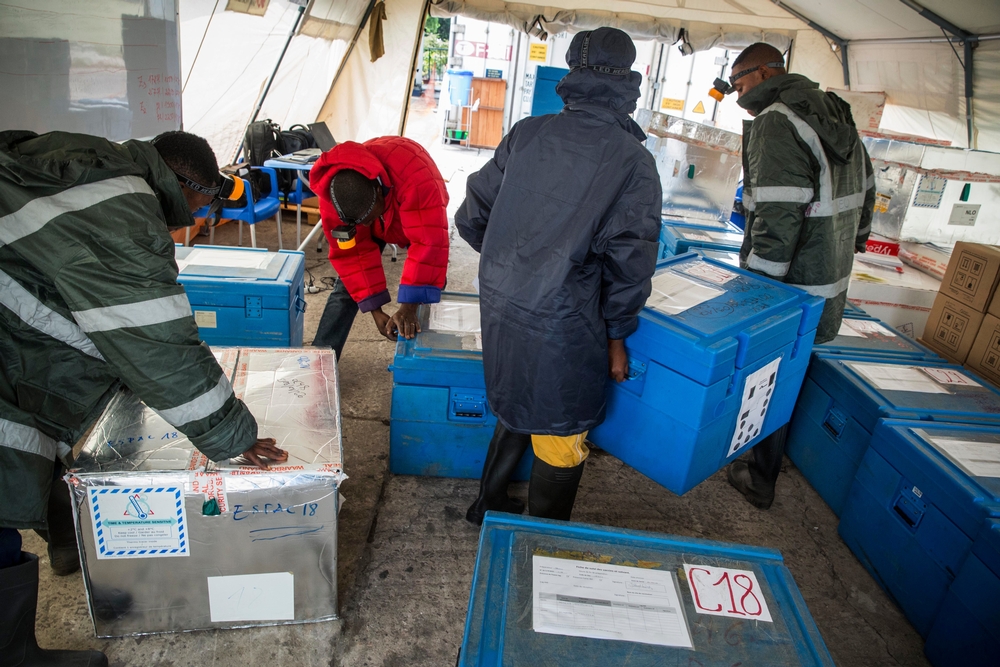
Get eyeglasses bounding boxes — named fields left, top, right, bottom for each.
left=729, top=61, right=786, bottom=86
left=729, top=61, right=785, bottom=86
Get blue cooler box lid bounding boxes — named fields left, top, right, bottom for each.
left=629, top=253, right=824, bottom=385
left=871, top=420, right=1000, bottom=539
left=175, top=245, right=302, bottom=308
left=810, top=353, right=1000, bottom=428
left=661, top=215, right=742, bottom=233
left=392, top=293, right=484, bottom=385
left=460, top=513, right=834, bottom=667
left=693, top=247, right=741, bottom=267
left=818, top=315, right=942, bottom=360
left=662, top=224, right=744, bottom=252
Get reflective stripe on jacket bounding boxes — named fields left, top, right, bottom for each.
left=0, top=131, right=257, bottom=529
left=737, top=75, right=875, bottom=343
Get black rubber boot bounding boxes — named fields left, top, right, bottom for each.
left=44, top=473, right=80, bottom=577
left=466, top=423, right=531, bottom=526
left=0, top=552, right=108, bottom=667
left=528, top=458, right=585, bottom=521
left=726, top=424, right=788, bottom=510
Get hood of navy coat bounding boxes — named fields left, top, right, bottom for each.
left=555, top=28, right=645, bottom=140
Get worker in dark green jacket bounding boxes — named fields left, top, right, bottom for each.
left=722, top=43, right=874, bottom=510
left=0, top=130, right=287, bottom=666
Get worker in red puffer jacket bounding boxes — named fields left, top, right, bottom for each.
left=309, top=137, right=449, bottom=358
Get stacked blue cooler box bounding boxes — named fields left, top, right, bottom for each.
left=842, top=300, right=870, bottom=317
left=459, top=513, right=835, bottom=666
left=785, top=353, right=1000, bottom=516
left=590, top=253, right=824, bottom=495
left=925, top=518, right=1000, bottom=667
left=817, top=314, right=942, bottom=361
left=838, top=420, right=1000, bottom=637
left=659, top=222, right=744, bottom=257
left=174, top=245, right=305, bottom=346
left=657, top=217, right=735, bottom=259
left=389, top=293, right=532, bottom=479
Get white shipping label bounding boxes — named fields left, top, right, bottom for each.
left=88, top=487, right=189, bottom=559
left=428, top=301, right=481, bottom=333
left=184, top=247, right=273, bottom=270
left=207, top=572, right=295, bottom=623
left=728, top=357, right=782, bottom=457
left=845, top=319, right=896, bottom=337
left=926, top=435, right=1000, bottom=479
left=837, top=321, right=866, bottom=338
left=194, top=310, right=218, bottom=329
left=683, top=564, right=773, bottom=622
left=532, top=556, right=693, bottom=648
left=647, top=271, right=725, bottom=315
left=921, top=367, right=980, bottom=387
left=948, top=203, right=981, bottom=227
left=850, top=363, right=949, bottom=394
left=681, top=262, right=737, bottom=285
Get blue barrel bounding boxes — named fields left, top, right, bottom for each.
left=448, top=70, right=473, bottom=106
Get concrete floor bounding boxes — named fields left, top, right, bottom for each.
left=24, top=96, right=930, bottom=666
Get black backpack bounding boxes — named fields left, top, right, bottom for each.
left=280, top=124, right=317, bottom=153
left=243, top=119, right=293, bottom=198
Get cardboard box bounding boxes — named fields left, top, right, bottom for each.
left=966, top=314, right=1000, bottom=388
left=987, top=285, right=1000, bottom=320
left=940, top=242, right=1000, bottom=312
left=848, top=257, right=942, bottom=338
left=922, top=294, right=985, bottom=364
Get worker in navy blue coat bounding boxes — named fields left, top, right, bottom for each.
left=457, top=27, right=662, bottom=525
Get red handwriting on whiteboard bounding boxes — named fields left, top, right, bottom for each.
left=683, top=564, right=773, bottom=622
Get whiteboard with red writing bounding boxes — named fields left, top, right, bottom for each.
left=0, top=0, right=182, bottom=141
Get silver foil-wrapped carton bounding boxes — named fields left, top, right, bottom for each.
left=636, top=108, right=743, bottom=224
left=67, top=348, right=344, bottom=637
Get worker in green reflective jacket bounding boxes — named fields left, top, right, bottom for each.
left=720, top=43, right=875, bottom=511
left=0, top=129, right=287, bottom=666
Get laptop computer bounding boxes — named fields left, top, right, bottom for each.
left=275, top=123, right=338, bottom=164
left=309, top=122, right=337, bottom=151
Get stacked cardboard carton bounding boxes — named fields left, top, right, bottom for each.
left=922, top=243, right=1000, bottom=386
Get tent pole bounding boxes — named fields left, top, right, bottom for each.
left=897, top=0, right=976, bottom=147
left=399, top=0, right=433, bottom=137
left=232, top=1, right=307, bottom=163
left=771, top=0, right=850, bottom=87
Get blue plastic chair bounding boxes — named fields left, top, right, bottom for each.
left=196, top=167, right=284, bottom=249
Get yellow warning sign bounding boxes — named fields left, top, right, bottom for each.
left=661, top=97, right=684, bottom=111
left=692, top=101, right=706, bottom=114
left=529, top=43, right=548, bottom=62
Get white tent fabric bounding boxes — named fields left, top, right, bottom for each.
left=180, top=0, right=361, bottom=162
left=317, top=0, right=427, bottom=143
left=169, top=0, right=999, bottom=156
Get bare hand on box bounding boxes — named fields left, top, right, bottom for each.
left=242, top=437, right=288, bottom=470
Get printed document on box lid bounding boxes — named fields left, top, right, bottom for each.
left=533, top=555, right=693, bottom=648
left=849, top=363, right=949, bottom=394
left=921, top=432, right=1000, bottom=479
left=647, top=271, right=724, bottom=315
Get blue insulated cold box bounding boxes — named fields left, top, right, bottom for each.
left=590, top=253, right=824, bottom=495
left=817, top=314, right=943, bottom=361
left=786, top=353, right=1000, bottom=517
left=174, top=245, right=305, bottom=347
left=389, top=293, right=532, bottom=479
left=659, top=223, right=744, bottom=257
left=838, top=420, right=1000, bottom=637
left=925, top=519, right=1000, bottom=667
left=459, top=513, right=835, bottom=666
